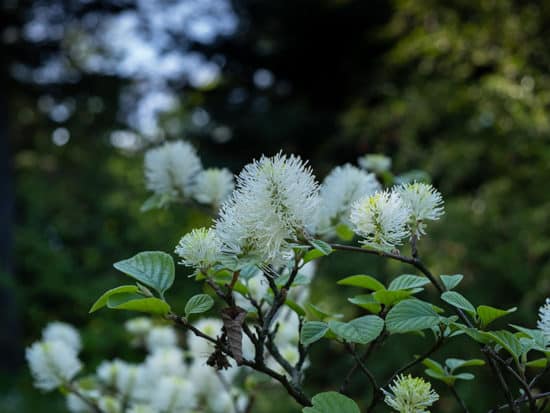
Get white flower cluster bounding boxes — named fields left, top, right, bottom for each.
left=28, top=320, right=253, bottom=413
left=384, top=374, right=439, bottom=413
left=192, top=168, right=235, bottom=208
left=145, top=140, right=202, bottom=197
left=175, top=227, right=222, bottom=271
left=397, top=182, right=444, bottom=238
left=350, top=182, right=444, bottom=251
left=144, top=140, right=234, bottom=208
left=358, top=154, right=392, bottom=174
left=350, top=190, right=410, bottom=251
left=168, top=150, right=444, bottom=267
left=316, top=164, right=380, bottom=236
left=125, top=317, right=153, bottom=337
left=215, top=152, right=319, bottom=265
left=538, top=298, right=550, bottom=344
left=42, top=321, right=82, bottom=352
left=26, top=322, right=83, bottom=391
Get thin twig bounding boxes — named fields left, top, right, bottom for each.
left=384, top=338, right=444, bottom=388
left=485, top=352, right=519, bottom=413
left=67, top=382, right=103, bottom=413
left=344, top=343, right=380, bottom=401
left=339, top=323, right=388, bottom=395
left=216, top=370, right=244, bottom=413
left=167, top=313, right=218, bottom=343
left=330, top=242, right=527, bottom=411
left=489, top=392, right=550, bottom=412
left=365, top=338, right=444, bottom=411
left=167, top=312, right=312, bottom=406
left=490, top=351, right=537, bottom=412
left=450, top=386, right=470, bottom=413
left=296, top=317, right=309, bottom=372
left=529, top=364, right=550, bottom=388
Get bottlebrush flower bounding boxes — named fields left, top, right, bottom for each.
left=192, top=168, right=235, bottom=208
left=145, top=326, right=178, bottom=352
left=537, top=298, right=550, bottom=345
left=144, top=140, right=202, bottom=197
left=358, top=154, right=392, bottom=173
left=350, top=191, right=410, bottom=251
left=26, top=340, right=82, bottom=391
left=125, top=317, right=153, bottom=336
left=384, top=374, right=439, bottom=413
left=175, top=227, right=222, bottom=270
left=145, top=348, right=186, bottom=381
left=397, top=182, right=444, bottom=238
left=215, top=152, right=319, bottom=265
left=127, top=405, right=155, bottom=413
left=151, top=376, right=197, bottom=413
left=42, top=321, right=81, bottom=353
left=98, top=396, right=122, bottom=413
left=316, top=164, right=381, bottom=235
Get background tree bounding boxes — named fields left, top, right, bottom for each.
left=2, top=0, right=550, bottom=411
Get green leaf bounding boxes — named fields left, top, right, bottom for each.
left=440, top=274, right=464, bottom=290
left=185, top=294, right=215, bottom=317
left=335, top=224, right=355, bottom=241
left=347, top=295, right=382, bottom=314
left=275, top=272, right=311, bottom=288
left=487, top=330, right=523, bottom=360
left=237, top=265, right=258, bottom=281
left=441, top=291, right=476, bottom=315
left=107, top=294, right=171, bottom=315
left=232, top=282, right=249, bottom=296
left=386, top=300, right=441, bottom=334
left=301, top=321, right=329, bottom=346
left=425, top=369, right=455, bottom=386
left=309, top=239, right=333, bottom=256
left=285, top=299, right=306, bottom=317
left=303, top=392, right=360, bottom=413
left=303, top=248, right=325, bottom=264
left=424, top=365, right=475, bottom=386
left=510, top=325, right=548, bottom=351
left=395, top=170, right=431, bottom=184
left=453, top=325, right=493, bottom=344
left=140, top=193, right=174, bottom=212
left=422, top=358, right=446, bottom=375
left=89, top=285, right=139, bottom=313
left=328, top=315, right=384, bottom=344
left=388, top=274, right=430, bottom=291
left=307, top=303, right=343, bottom=321
left=526, top=358, right=548, bottom=368
left=113, top=251, right=175, bottom=296
left=207, top=271, right=248, bottom=295
left=445, top=358, right=485, bottom=372
left=453, top=373, right=475, bottom=381
left=337, top=275, right=385, bottom=291
left=477, top=305, right=517, bottom=328
left=373, top=289, right=413, bottom=307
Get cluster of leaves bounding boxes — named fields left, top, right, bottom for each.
left=87, top=233, right=550, bottom=413
left=90, top=251, right=213, bottom=319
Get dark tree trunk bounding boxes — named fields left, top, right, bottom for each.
left=0, top=66, right=22, bottom=372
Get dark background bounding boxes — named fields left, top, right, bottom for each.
left=2, top=0, right=550, bottom=411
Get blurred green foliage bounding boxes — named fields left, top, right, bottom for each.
left=3, top=0, right=550, bottom=412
